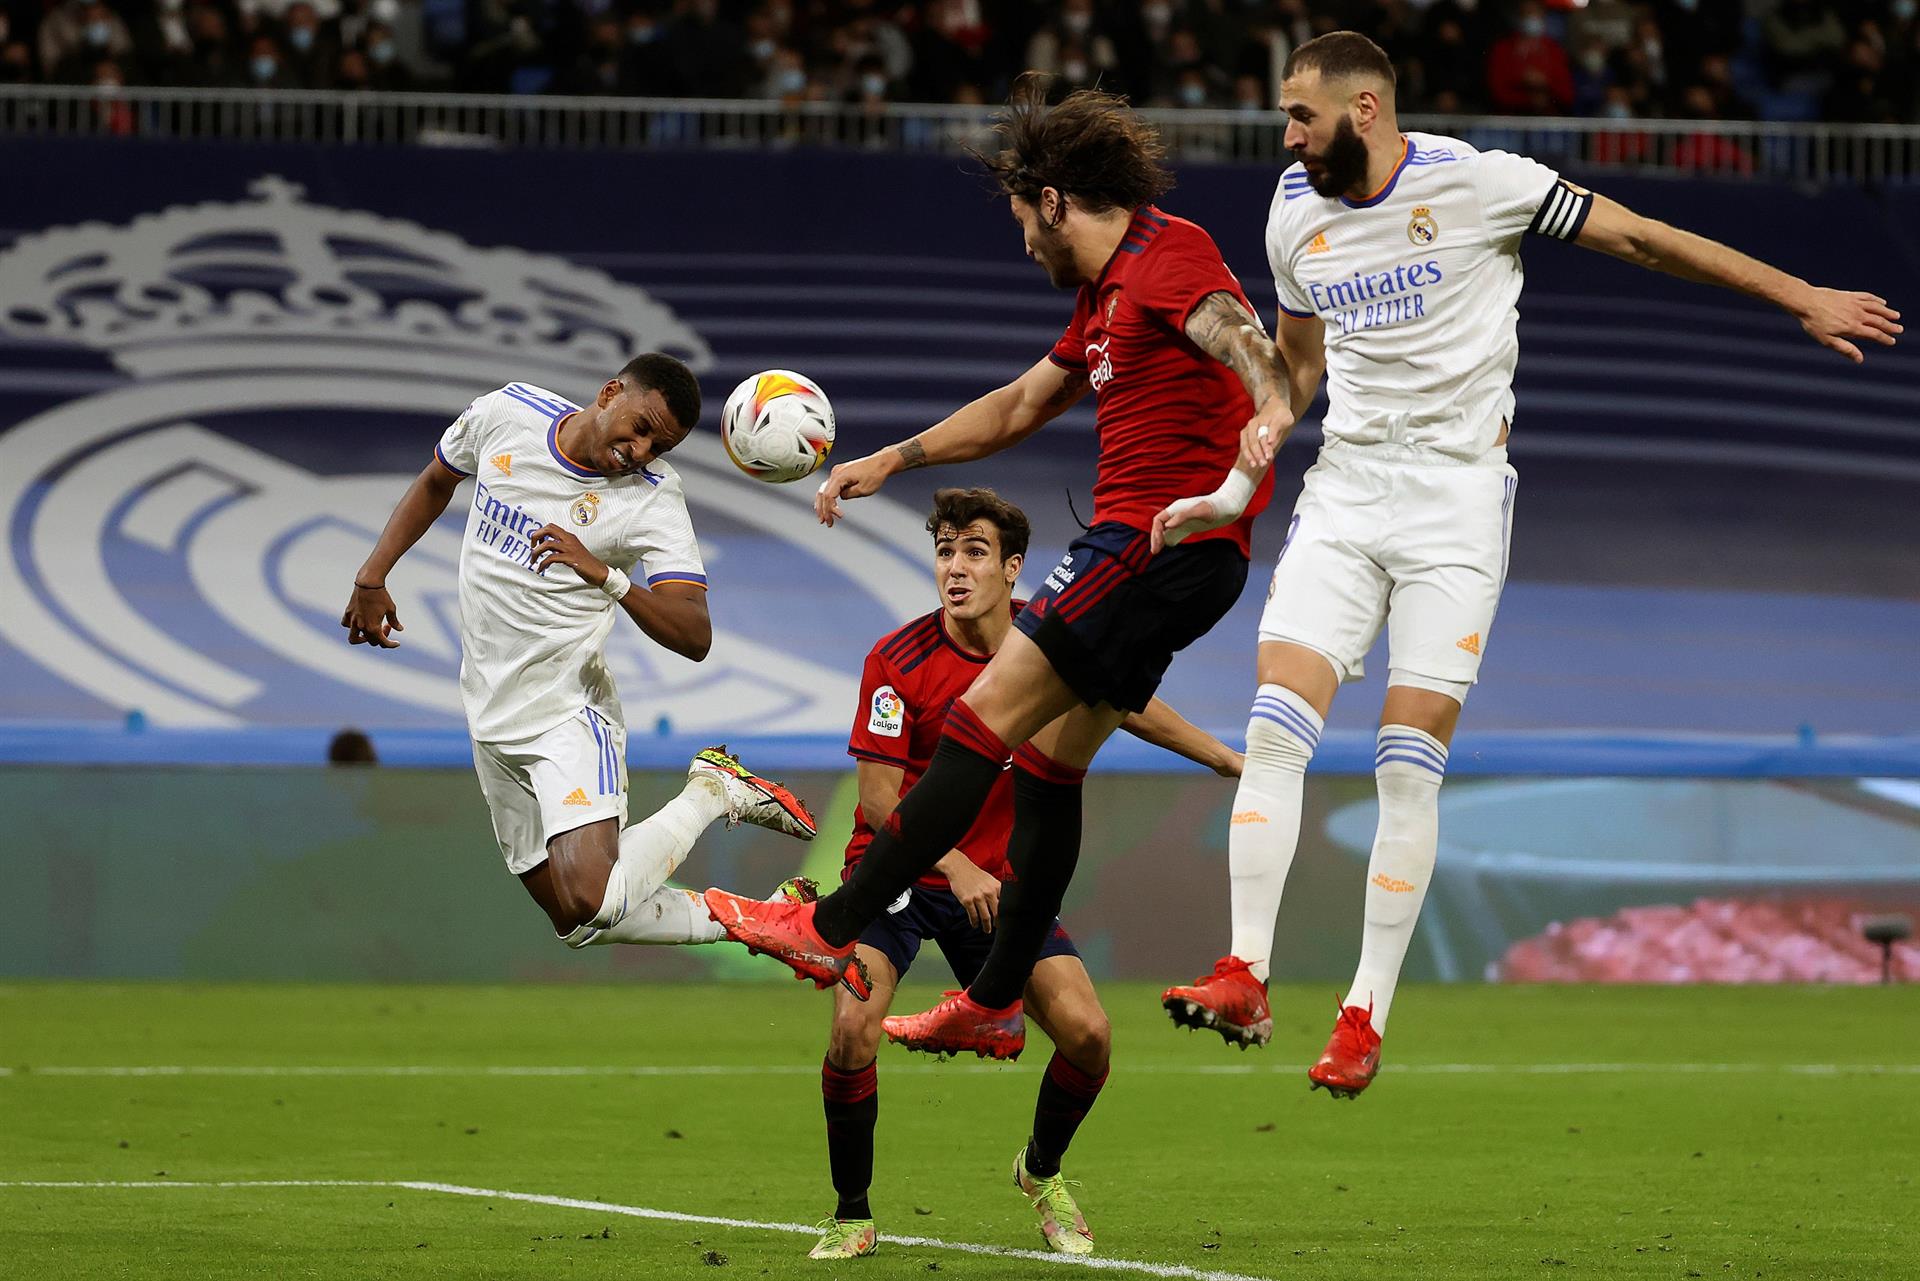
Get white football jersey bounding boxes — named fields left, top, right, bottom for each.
left=435, top=382, right=707, bottom=743
left=1266, top=132, right=1593, bottom=462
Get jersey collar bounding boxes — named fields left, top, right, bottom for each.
left=1341, top=136, right=1411, bottom=210
left=547, top=413, right=601, bottom=481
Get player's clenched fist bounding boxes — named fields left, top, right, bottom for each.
left=340, top=581, right=404, bottom=648
left=530, top=523, right=610, bottom=586
left=814, top=453, right=896, bottom=527
left=1239, top=394, right=1294, bottom=471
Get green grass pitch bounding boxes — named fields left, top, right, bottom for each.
left=3, top=982, right=1916, bottom=1279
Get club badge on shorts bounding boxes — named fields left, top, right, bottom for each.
left=569, top=492, right=601, bottom=526
left=1408, top=205, right=1438, bottom=246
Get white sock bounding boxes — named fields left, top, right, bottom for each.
left=576, top=887, right=725, bottom=946
left=1227, top=684, right=1322, bottom=984
left=1343, top=724, right=1447, bottom=1033
left=590, top=774, right=728, bottom=931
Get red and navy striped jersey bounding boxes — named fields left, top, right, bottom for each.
left=844, top=603, right=1024, bottom=888
left=1048, top=206, right=1274, bottom=557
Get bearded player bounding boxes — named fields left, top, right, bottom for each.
left=342, top=356, right=820, bottom=955
left=1154, top=33, right=1901, bottom=1096
left=809, top=487, right=1240, bottom=1261
left=701, top=75, right=1292, bottom=1061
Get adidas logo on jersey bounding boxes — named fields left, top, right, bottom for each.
left=491, top=453, right=513, bottom=476
left=1456, top=633, right=1482, bottom=656
left=562, top=787, right=591, bottom=806
left=1306, top=232, right=1331, bottom=255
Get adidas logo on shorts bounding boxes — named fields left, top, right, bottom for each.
left=562, top=787, right=591, bottom=806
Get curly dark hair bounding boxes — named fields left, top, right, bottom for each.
left=973, top=72, right=1175, bottom=216
left=926, top=487, right=1031, bottom=562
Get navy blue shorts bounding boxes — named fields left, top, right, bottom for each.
left=1014, top=521, right=1249, bottom=714
left=857, top=882, right=1080, bottom=985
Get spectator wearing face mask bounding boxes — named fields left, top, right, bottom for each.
left=245, top=32, right=297, bottom=86
left=1486, top=1, right=1573, bottom=115
left=280, top=1, right=339, bottom=87
left=759, top=44, right=809, bottom=101
left=1148, top=26, right=1223, bottom=109
left=359, top=19, right=414, bottom=88
left=1570, top=37, right=1613, bottom=116
left=620, top=8, right=676, bottom=95
left=1025, top=0, right=1119, bottom=94
left=42, top=0, right=134, bottom=84
left=846, top=49, right=889, bottom=116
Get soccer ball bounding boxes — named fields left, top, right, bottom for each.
left=719, top=370, right=836, bottom=484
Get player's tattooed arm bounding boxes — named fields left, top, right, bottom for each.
left=1185, top=291, right=1289, bottom=411
left=815, top=356, right=1084, bottom=527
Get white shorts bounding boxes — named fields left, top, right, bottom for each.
left=472, top=707, right=628, bottom=874
left=1258, top=447, right=1517, bottom=687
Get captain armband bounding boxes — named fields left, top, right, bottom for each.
left=1528, top=180, right=1594, bottom=242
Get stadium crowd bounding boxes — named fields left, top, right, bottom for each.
left=2, top=0, right=1914, bottom=123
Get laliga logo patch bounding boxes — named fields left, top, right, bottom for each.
left=1408, top=205, right=1439, bottom=246
left=569, top=492, right=601, bottom=527
left=868, top=684, right=905, bottom=737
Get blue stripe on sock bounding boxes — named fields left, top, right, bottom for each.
left=1377, top=739, right=1448, bottom=771
left=1249, top=707, right=1320, bottom=748
left=1374, top=751, right=1447, bottom=775
left=1252, top=698, right=1322, bottom=747
left=1378, top=732, right=1447, bottom=758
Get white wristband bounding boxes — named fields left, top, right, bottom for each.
left=1208, top=468, right=1258, bottom=522
left=598, top=567, right=631, bottom=601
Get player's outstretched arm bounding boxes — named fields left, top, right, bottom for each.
left=1574, top=194, right=1902, bottom=363
left=341, top=458, right=463, bottom=648
left=813, top=356, right=1090, bottom=527
left=1122, top=697, right=1244, bottom=778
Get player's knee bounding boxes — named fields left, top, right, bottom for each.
left=550, top=871, right=605, bottom=933
left=828, top=1009, right=884, bottom=1068
left=1245, top=700, right=1318, bottom=773
left=1054, top=1006, right=1111, bottom=1075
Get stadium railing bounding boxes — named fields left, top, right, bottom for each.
left=1, top=84, right=1916, bottom=183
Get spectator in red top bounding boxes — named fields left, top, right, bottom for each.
left=1486, top=1, right=1573, bottom=114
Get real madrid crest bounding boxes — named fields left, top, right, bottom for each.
left=569, top=492, right=602, bottom=527
left=1408, top=206, right=1438, bottom=246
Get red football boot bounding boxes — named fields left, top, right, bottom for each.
left=1161, top=955, right=1273, bottom=1049
left=1307, top=1000, right=1382, bottom=1099
left=882, top=990, right=1025, bottom=1061
left=702, top=888, right=871, bottom=999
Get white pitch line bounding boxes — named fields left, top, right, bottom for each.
left=0, top=1179, right=1270, bottom=1281
left=3, top=1062, right=1918, bottom=1078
